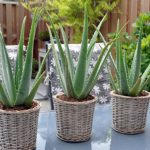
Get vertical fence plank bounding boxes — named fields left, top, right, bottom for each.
left=128, top=0, right=138, bottom=33
left=140, top=0, right=150, bottom=12
left=0, top=4, right=3, bottom=31
left=6, top=4, right=12, bottom=44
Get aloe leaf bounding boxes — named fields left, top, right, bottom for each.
left=15, top=17, right=26, bottom=90
left=108, top=68, right=118, bottom=93
left=15, top=14, right=39, bottom=105
left=47, top=25, right=68, bottom=95
left=25, top=71, right=45, bottom=106
left=119, top=47, right=129, bottom=95
left=64, top=58, right=75, bottom=97
left=0, top=83, right=10, bottom=107
left=129, top=29, right=142, bottom=87
left=95, top=26, right=120, bottom=82
left=33, top=41, right=51, bottom=87
left=0, top=31, right=16, bottom=106
left=116, top=20, right=121, bottom=70
left=139, top=75, right=150, bottom=94
left=87, top=13, right=107, bottom=57
left=60, top=25, right=74, bottom=80
left=141, top=64, right=150, bottom=86
left=73, top=7, right=88, bottom=97
left=109, top=53, right=120, bottom=81
left=46, top=12, right=66, bottom=74
left=123, top=50, right=129, bottom=82
left=81, top=42, right=114, bottom=98
left=130, top=77, right=141, bottom=96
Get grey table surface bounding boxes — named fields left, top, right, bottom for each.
left=36, top=104, right=150, bottom=150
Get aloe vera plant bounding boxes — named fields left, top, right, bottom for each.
left=46, top=7, right=118, bottom=100
left=109, top=21, right=150, bottom=96
left=0, top=13, right=50, bottom=107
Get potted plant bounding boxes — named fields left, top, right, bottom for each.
left=0, top=13, right=50, bottom=149
left=46, top=7, right=117, bottom=142
left=108, top=22, right=150, bottom=134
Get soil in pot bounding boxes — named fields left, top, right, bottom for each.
left=57, top=94, right=94, bottom=102
left=0, top=101, right=38, bottom=111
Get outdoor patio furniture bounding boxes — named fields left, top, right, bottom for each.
left=46, top=43, right=111, bottom=110
left=36, top=104, right=150, bottom=150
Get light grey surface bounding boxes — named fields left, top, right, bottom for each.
left=36, top=104, right=150, bottom=150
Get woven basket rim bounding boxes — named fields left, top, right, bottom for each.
left=0, top=100, right=41, bottom=114
left=110, top=90, right=150, bottom=99
left=54, top=92, right=96, bottom=105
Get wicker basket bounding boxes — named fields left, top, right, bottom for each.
left=111, top=91, right=150, bottom=134
left=54, top=93, right=96, bottom=142
left=0, top=101, right=40, bottom=150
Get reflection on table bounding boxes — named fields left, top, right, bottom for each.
left=36, top=104, right=150, bottom=150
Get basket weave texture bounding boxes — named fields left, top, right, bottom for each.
left=0, top=101, right=40, bottom=150
left=54, top=93, right=96, bottom=142
left=111, top=91, right=150, bottom=134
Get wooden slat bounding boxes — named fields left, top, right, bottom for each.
left=6, top=4, right=12, bottom=44
left=0, top=4, right=3, bottom=31
left=110, top=12, right=118, bottom=33
left=128, top=0, right=138, bottom=33
left=140, top=0, right=150, bottom=12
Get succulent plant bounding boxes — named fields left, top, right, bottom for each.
left=108, top=21, right=150, bottom=96
left=46, top=7, right=118, bottom=100
left=0, top=13, right=50, bottom=107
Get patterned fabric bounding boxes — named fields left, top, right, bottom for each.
left=47, top=44, right=111, bottom=104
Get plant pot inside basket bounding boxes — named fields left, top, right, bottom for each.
left=54, top=93, right=96, bottom=142
left=110, top=91, right=150, bottom=134
left=0, top=100, right=40, bottom=150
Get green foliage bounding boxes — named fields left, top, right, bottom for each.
left=38, top=31, right=50, bottom=42
left=133, top=12, right=150, bottom=38
left=109, top=21, right=150, bottom=96
left=0, top=13, right=50, bottom=107
left=21, top=0, right=120, bottom=42
left=108, top=12, right=150, bottom=91
left=47, top=7, right=117, bottom=100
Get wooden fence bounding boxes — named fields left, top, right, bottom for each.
left=0, top=0, right=150, bottom=58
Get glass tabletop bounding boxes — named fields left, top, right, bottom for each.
left=36, top=104, right=150, bottom=150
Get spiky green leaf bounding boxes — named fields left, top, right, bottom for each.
left=47, top=25, right=68, bottom=95
left=129, top=29, right=142, bottom=87
left=15, top=14, right=39, bottom=105
left=25, top=71, right=45, bottom=106
left=0, top=31, right=16, bottom=106
left=81, top=42, right=114, bottom=98
left=73, top=7, right=88, bottom=97
left=130, top=77, right=141, bottom=96
left=15, top=17, right=26, bottom=90
left=119, top=47, right=129, bottom=95
left=60, top=25, right=74, bottom=80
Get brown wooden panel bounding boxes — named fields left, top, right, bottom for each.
left=119, top=0, right=128, bottom=32
left=140, top=0, right=150, bottom=12
left=6, top=4, right=12, bottom=44
left=110, top=12, right=118, bottom=33
left=128, top=0, right=138, bottom=33
left=0, top=4, right=3, bottom=31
